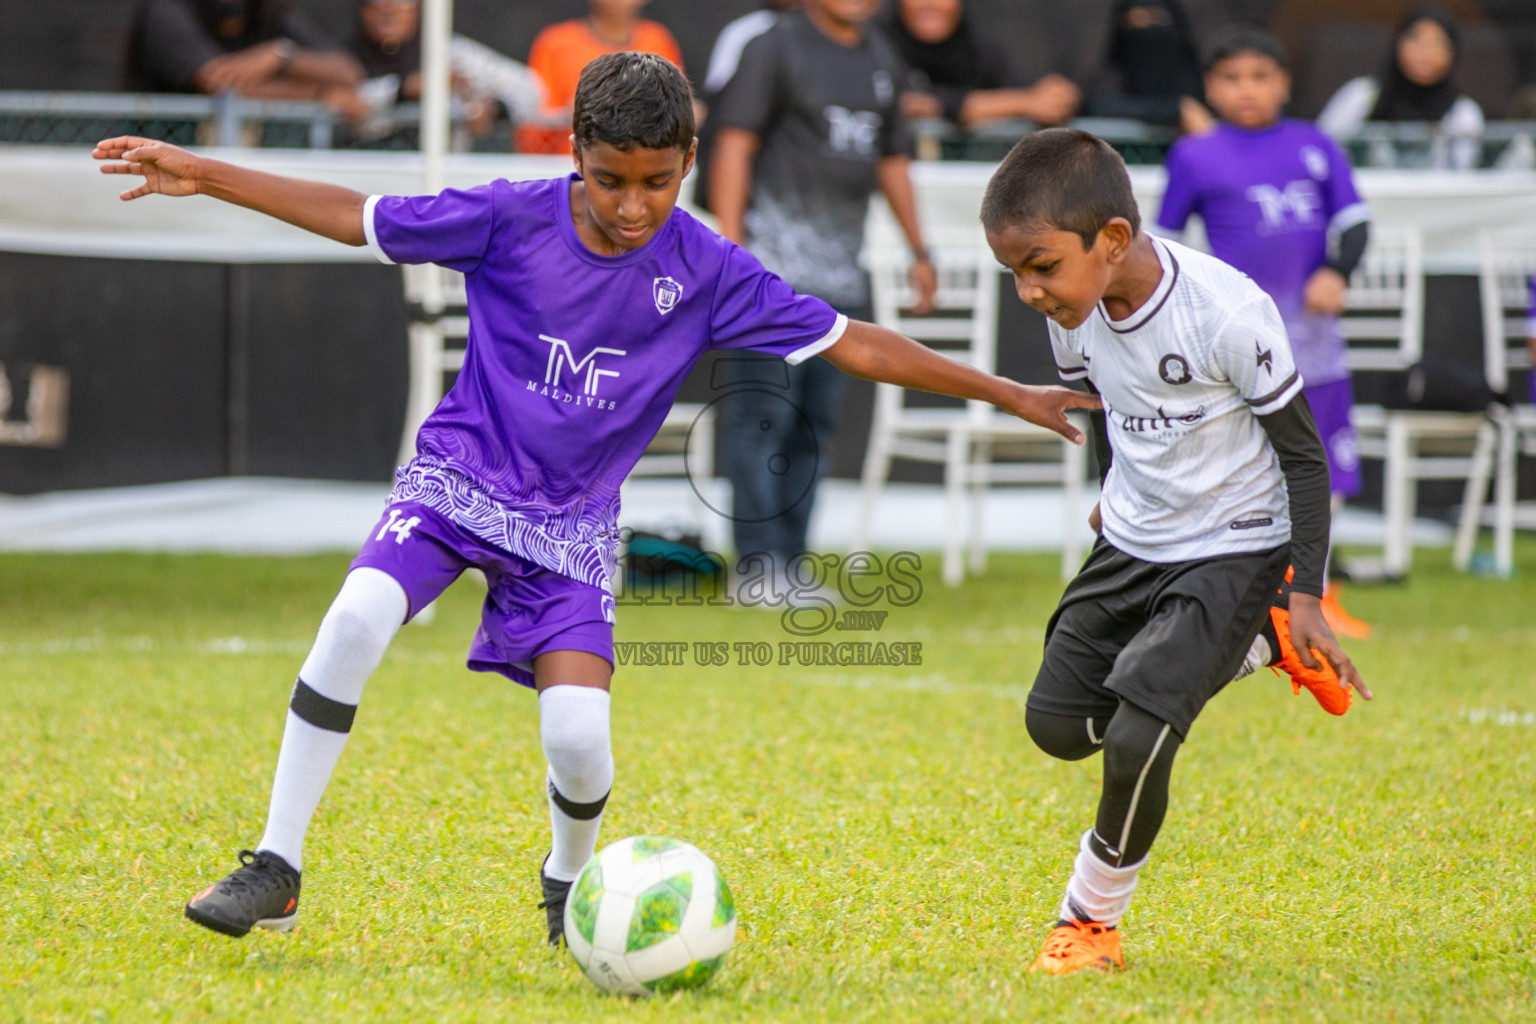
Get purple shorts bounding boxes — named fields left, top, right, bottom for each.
left=1305, top=377, right=1362, bottom=499
left=350, top=501, right=615, bottom=688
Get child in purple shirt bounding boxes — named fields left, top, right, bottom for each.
left=1156, top=28, right=1374, bottom=638
left=1528, top=275, right=1536, bottom=405
left=95, top=52, right=1096, bottom=947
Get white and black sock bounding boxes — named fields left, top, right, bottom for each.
left=1058, top=829, right=1146, bottom=927
left=256, top=568, right=407, bottom=872
left=540, top=685, right=613, bottom=882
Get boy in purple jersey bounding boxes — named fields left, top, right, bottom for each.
left=94, top=52, right=1096, bottom=946
left=1156, top=29, right=1374, bottom=638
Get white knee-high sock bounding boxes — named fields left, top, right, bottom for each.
left=256, top=568, right=407, bottom=871
left=1058, top=829, right=1146, bottom=927
left=540, top=685, right=614, bottom=882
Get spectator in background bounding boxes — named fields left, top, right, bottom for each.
left=337, top=0, right=544, bottom=139
left=694, top=1, right=801, bottom=212
left=516, top=0, right=684, bottom=154
left=1082, top=0, right=1213, bottom=134
left=885, top=0, right=1079, bottom=129
left=703, top=0, right=801, bottom=96
left=1316, top=5, right=1484, bottom=170
left=126, top=0, right=362, bottom=103
left=708, top=0, right=936, bottom=588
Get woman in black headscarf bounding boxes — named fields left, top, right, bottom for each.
left=125, top=0, right=361, bottom=99
left=885, top=0, right=1079, bottom=127
left=349, top=0, right=423, bottom=85
left=1317, top=4, right=1484, bottom=169
left=1082, top=0, right=1212, bottom=133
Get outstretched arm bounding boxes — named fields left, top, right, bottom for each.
left=820, top=319, right=1099, bottom=445
left=92, top=137, right=366, bottom=247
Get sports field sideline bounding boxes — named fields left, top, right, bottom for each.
left=3, top=545, right=1533, bottom=1022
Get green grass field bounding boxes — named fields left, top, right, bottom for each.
left=3, top=545, right=1534, bottom=1022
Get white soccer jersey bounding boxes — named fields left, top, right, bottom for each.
left=1050, top=237, right=1304, bottom=563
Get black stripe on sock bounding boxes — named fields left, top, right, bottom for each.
left=548, top=779, right=609, bottom=821
left=290, top=678, right=357, bottom=734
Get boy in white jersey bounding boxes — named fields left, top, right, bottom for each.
left=1157, top=28, right=1374, bottom=638
left=980, top=129, right=1372, bottom=975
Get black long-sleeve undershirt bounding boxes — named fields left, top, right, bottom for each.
left=1326, top=220, right=1369, bottom=280
left=1084, top=391, right=1331, bottom=597
left=1256, top=393, right=1331, bottom=598
left=1086, top=382, right=1113, bottom=488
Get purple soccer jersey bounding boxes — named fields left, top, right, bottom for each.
left=1528, top=275, right=1536, bottom=405
left=363, top=174, right=847, bottom=590
left=1158, top=120, right=1369, bottom=388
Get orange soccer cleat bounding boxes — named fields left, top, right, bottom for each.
left=1261, top=567, right=1354, bottom=716
left=1269, top=603, right=1353, bottom=716
left=1028, top=918, right=1124, bottom=976
left=1319, top=583, right=1372, bottom=639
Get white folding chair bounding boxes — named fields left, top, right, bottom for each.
left=1346, top=226, right=1488, bottom=577
left=853, top=224, right=1087, bottom=585
left=1453, top=231, right=1536, bottom=576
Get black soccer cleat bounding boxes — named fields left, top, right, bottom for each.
left=538, top=855, right=573, bottom=947
left=184, top=849, right=302, bottom=938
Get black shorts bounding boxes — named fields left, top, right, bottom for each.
left=1028, top=537, right=1290, bottom=737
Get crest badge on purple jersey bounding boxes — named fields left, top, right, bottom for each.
left=653, top=276, right=683, bottom=315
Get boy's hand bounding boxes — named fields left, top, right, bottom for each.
left=1288, top=593, right=1372, bottom=700
left=1023, top=74, right=1081, bottom=126
left=94, top=137, right=203, bottom=201
left=1003, top=384, right=1101, bottom=445
left=1179, top=96, right=1216, bottom=136
left=900, top=91, right=944, bottom=120
left=909, top=256, right=938, bottom=316
left=1089, top=502, right=1102, bottom=535
left=322, top=86, right=373, bottom=126
left=194, top=41, right=290, bottom=94
left=1303, top=267, right=1348, bottom=315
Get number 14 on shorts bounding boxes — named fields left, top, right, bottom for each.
left=376, top=508, right=422, bottom=545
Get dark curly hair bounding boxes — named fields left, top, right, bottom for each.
left=572, top=51, right=696, bottom=153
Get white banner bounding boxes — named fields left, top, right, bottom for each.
left=3, top=144, right=1534, bottom=271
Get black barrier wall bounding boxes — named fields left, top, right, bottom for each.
left=0, top=253, right=408, bottom=493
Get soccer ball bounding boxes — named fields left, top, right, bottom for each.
left=563, top=835, right=737, bottom=997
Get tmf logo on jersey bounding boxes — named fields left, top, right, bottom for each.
left=1245, top=180, right=1322, bottom=234
left=540, top=334, right=627, bottom=396
left=825, top=105, right=882, bottom=157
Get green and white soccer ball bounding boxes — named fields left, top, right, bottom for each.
left=563, top=835, right=737, bottom=997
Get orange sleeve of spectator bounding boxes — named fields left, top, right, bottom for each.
left=517, top=19, right=686, bottom=154
left=527, top=21, right=593, bottom=111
